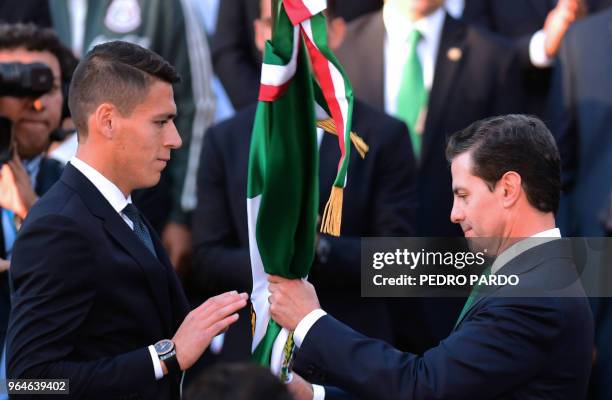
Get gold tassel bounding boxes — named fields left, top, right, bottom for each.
left=320, top=186, right=343, bottom=236
left=250, top=304, right=256, bottom=338
left=316, top=119, right=369, bottom=159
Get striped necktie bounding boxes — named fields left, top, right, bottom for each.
left=122, top=203, right=157, bottom=257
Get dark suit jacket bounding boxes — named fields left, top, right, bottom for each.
left=0, top=157, right=63, bottom=347
left=549, top=9, right=612, bottom=237
left=335, top=11, right=523, bottom=237
left=297, top=239, right=594, bottom=400
left=7, top=164, right=190, bottom=399
left=191, top=99, right=417, bottom=360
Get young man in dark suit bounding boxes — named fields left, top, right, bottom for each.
left=191, top=0, right=418, bottom=364
left=269, top=115, right=594, bottom=400
left=6, top=41, right=248, bottom=399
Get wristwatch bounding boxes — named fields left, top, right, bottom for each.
left=154, top=339, right=180, bottom=376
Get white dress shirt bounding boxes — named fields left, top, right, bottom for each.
left=297, top=227, right=562, bottom=399
left=70, top=157, right=164, bottom=380
left=383, top=5, right=445, bottom=115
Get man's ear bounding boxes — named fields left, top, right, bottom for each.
left=93, top=103, right=117, bottom=140
left=499, top=171, right=522, bottom=209
left=328, top=17, right=346, bottom=50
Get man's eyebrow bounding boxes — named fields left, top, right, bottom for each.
left=453, top=187, right=466, bottom=195
left=153, top=112, right=177, bottom=120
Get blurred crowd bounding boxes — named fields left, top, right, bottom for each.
left=0, top=0, right=610, bottom=399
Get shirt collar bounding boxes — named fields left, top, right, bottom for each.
left=383, top=4, right=446, bottom=46
left=491, top=228, right=562, bottom=274
left=69, top=156, right=132, bottom=214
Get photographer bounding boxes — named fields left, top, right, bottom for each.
left=0, top=23, right=75, bottom=352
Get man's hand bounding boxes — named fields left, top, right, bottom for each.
left=287, top=372, right=314, bottom=400
left=0, top=151, right=37, bottom=219
left=543, top=0, right=586, bottom=58
left=0, top=258, right=9, bottom=273
left=268, top=275, right=320, bottom=331
left=162, top=222, right=192, bottom=275
left=171, top=291, right=248, bottom=371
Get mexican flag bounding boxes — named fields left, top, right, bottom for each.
left=247, top=0, right=354, bottom=377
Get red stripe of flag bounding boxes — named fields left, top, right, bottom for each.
left=284, top=0, right=313, bottom=25
left=258, top=81, right=291, bottom=102
left=301, top=27, right=347, bottom=170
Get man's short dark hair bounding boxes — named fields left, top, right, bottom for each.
left=183, top=362, right=292, bottom=400
left=0, top=23, right=78, bottom=84
left=68, top=40, right=180, bottom=136
left=446, top=114, right=561, bottom=213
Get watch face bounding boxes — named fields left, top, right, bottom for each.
left=155, top=339, right=173, bottom=355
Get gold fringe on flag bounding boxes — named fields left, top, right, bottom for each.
left=320, top=186, right=343, bottom=236
left=316, top=119, right=369, bottom=159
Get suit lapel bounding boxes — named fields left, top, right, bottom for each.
left=421, top=15, right=466, bottom=164
left=61, top=164, right=174, bottom=335
left=453, top=239, right=573, bottom=330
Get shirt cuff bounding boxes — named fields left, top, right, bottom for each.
left=294, top=309, right=327, bottom=348
left=313, top=384, right=326, bottom=400
left=148, top=345, right=164, bottom=380
left=529, top=29, right=554, bottom=68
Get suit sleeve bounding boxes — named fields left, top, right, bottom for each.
left=310, top=118, right=417, bottom=289
left=7, top=215, right=158, bottom=399
left=212, top=0, right=260, bottom=110
left=192, top=127, right=252, bottom=295
left=297, top=299, right=564, bottom=400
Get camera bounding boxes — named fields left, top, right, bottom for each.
left=0, top=62, right=54, bottom=165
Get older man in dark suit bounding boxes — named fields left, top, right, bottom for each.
left=6, top=41, right=248, bottom=399
left=269, top=115, right=594, bottom=400
left=334, top=0, right=524, bottom=347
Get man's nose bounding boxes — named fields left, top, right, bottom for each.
left=166, top=123, right=182, bottom=150
left=450, top=199, right=464, bottom=224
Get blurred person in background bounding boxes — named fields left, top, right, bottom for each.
left=0, top=23, right=76, bottom=396
left=184, top=362, right=293, bottom=400
left=547, top=8, right=612, bottom=399
left=456, top=0, right=612, bottom=118
left=212, top=0, right=384, bottom=111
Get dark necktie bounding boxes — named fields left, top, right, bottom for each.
left=122, top=203, right=156, bottom=257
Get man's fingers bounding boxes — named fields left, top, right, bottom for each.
left=197, top=290, right=248, bottom=313
left=208, top=313, right=239, bottom=337
left=202, top=296, right=247, bottom=327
